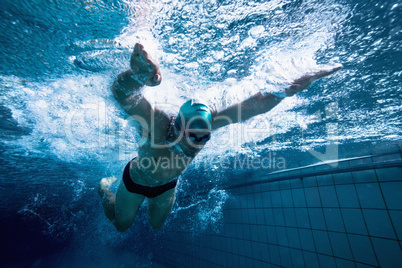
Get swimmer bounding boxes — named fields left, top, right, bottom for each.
left=98, top=43, right=342, bottom=232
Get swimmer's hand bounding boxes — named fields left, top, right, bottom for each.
left=285, top=64, right=343, bottom=97
left=130, top=43, right=162, bottom=87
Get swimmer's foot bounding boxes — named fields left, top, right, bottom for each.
left=98, top=176, right=117, bottom=198
left=98, top=177, right=117, bottom=221
left=286, top=63, right=343, bottom=96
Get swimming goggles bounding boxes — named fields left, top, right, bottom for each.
left=185, top=131, right=211, bottom=143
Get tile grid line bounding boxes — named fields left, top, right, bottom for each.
left=157, top=156, right=401, bottom=267
left=314, top=174, right=336, bottom=267
left=220, top=214, right=402, bottom=243
left=158, top=231, right=380, bottom=268
left=350, top=171, right=380, bottom=266
left=158, top=236, right=289, bottom=268
left=332, top=174, right=358, bottom=268
left=274, top=184, right=293, bottom=267
left=225, top=160, right=402, bottom=190
left=289, top=186, right=307, bottom=268
left=375, top=168, right=401, bottom=248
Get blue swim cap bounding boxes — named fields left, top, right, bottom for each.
left=175, top=100, right=212, bottom=131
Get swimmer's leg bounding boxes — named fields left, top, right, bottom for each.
left=98, top=177, right=146, bottom=232
left=147, top=188, right=177, bottom=230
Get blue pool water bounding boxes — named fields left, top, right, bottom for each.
left=1, top=0, right=401, bottom=267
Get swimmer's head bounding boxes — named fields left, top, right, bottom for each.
left=175, top=100, right=212, bottom=132
left=175, top=100, right=212, bottom=156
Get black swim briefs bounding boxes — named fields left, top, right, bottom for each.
left=122, top=159, right=178, bottom=198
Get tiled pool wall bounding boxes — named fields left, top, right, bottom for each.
left=154, top=151, right=402, bottom=268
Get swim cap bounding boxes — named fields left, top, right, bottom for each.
left=175, top=100, right=212, bottom=131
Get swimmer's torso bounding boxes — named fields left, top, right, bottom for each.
left=129, top=140, right=194, bottom=187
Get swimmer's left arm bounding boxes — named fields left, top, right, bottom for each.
left=211, top=64, right=343, bottom=130
left=284, top=64, right=343, bottom=97
left=211, top=92, right=283, bottom=130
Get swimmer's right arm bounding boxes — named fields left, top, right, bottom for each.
left=112, top=43, right=163, bottom=131
left=112, top=70, right=154, bottom=124
left=112, top=43, right=161, bottom=99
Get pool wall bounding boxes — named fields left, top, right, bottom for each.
left=153, top=143, right=402, bottom=267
